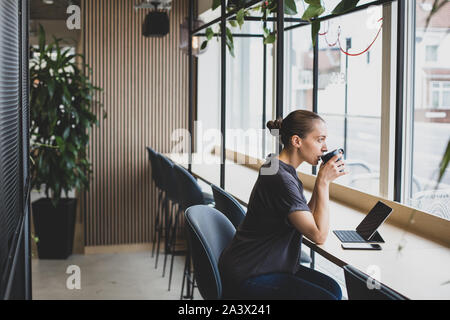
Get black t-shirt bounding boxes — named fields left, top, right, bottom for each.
left=218, top=155, right=311, bottom=288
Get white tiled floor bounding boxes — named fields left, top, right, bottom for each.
left=32, top=246, right=346, bottom=300
left=32, top=249, right=201, bottom=300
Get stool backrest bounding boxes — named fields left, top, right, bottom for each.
left=184, top=205, right=236, bottom=300
left=173, top=164, right=204, bottom=210
left=343, top=265, right=408, bottom=300
left=157, top=154, right=178, bottom=202
left=146, top=147, right=163, bottom=189
left=211, top=184, right=245, bottom=229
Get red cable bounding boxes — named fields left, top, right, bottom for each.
left=325, top=25, right=339, bottom=47
left=338, top=18, right=383, bottom=56
left=317, top=18, right=383, bottom=56
left=319, top=21, right=338, bottom=47
left=318, top=21, right=329, bottom=36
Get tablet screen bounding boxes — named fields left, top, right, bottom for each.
left=356, top=201, right=393, bottom=240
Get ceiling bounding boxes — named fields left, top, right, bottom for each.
left=31, top=0, right=81, bottom=20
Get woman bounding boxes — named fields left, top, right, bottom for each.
left=218, top=110, right=346, bottom=300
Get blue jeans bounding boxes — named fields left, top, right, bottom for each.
left=231, top=265, right=342, bottom=300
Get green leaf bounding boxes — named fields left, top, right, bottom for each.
left=236, top=8, right=245, bottom=29
left=55, top=136, right=65, bottom=153
left=226, top=26, right=233, bottom=44
left=302, top=3, right=325, bottom=21
left=438, top=140, right=450, bottom=185
left=264, top=32, right=276, bottom=44
left=227, top=42, right=235, bottom=57
left=224, top=27, right=235, bottom=57
left=63, top=127, right=70, bottom=140
left=228, top=20, right=237, bottom=28
left=67, top=143, right=77, bottom=156
left=332, top=0, right=360, bottom=15
left=48, top=79, right=55, bottom=99
left=212, top=0, right=221, bottom=10
left=305, top=0, right=321, bottom=5
left=201, top=40, right=208, bottom=50
left=284, top=0, right=298, bottom=15
left=205, top=27, right=214, bottom=41
left=38, top=24, right=46, bottom=53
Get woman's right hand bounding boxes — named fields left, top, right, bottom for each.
left=317, top=153, right=347, bottom=185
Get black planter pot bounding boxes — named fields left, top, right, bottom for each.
left=32, top=198, right=77, bottom=259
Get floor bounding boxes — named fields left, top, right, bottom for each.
left=32, top=246, right=347, bottom=300
left=32, top=249, right=201, bottom=300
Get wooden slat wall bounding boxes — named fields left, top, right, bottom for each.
left=82, top=0, right=188, bottom=246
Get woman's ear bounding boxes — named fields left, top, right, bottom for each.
left=291, top=135, right=302, bottom=149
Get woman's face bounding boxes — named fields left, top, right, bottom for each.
left=297, top=120, right=328, bottom=166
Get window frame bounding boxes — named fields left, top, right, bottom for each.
left=193, top=0, right=450, bottom=221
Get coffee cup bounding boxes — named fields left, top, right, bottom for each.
left=320, top=148, right=344, bottom=164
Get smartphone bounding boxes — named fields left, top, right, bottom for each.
left=341, top=243, right=382, bottom=250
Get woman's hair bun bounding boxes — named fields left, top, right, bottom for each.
left=267, top=118, right=283, bottom=136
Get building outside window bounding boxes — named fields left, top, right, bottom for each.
left=406, top=0, right=450, bottom=220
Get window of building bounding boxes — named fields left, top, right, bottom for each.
left=425, top=45, right=438, bottom=62
left=405, top=0, right=450, bottom=220
left=314, top=6, right=384, bottom=196
left=430, top=81, right=450, bottom=109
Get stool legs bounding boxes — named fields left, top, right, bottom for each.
left=154, top=192, right=167, bottom=269
left=168, top=206, right=183, bottom=291
left=180, top=248, right=196, bottom=300
left=151, top=190, right=163, bottom=258
left=162, top=201, right=176, bottom=277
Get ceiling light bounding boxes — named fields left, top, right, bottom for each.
left=136, top=1, right=171, bottom=38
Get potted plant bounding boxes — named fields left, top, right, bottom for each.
left=30, top=26, right=104, bottom=259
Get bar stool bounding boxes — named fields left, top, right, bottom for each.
left=184, top=205, right=236, bottom=299
left=158, top=154, right=183, bottom=279
left=146, top=147, right=164, bottom=266
left=172, top=164, right=214, bottom=298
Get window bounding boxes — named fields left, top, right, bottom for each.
left=430, top=81, right=450, bottom=109
left=405, top=0, right=450, bottom=220
left=196, top=11, right=275, bottom=185
left=314, top=6, right=384, bottom=196
left=196, top=19, right=222, bottom=186
left=284, top=24, right=313, bottom=115
left=425, top=45, right=438, bottom=62
left=225, top=22, right=267, bottom=160
left=195, top=0, right=450, bottom=221
left=284, top=24, right=314, bottom=174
